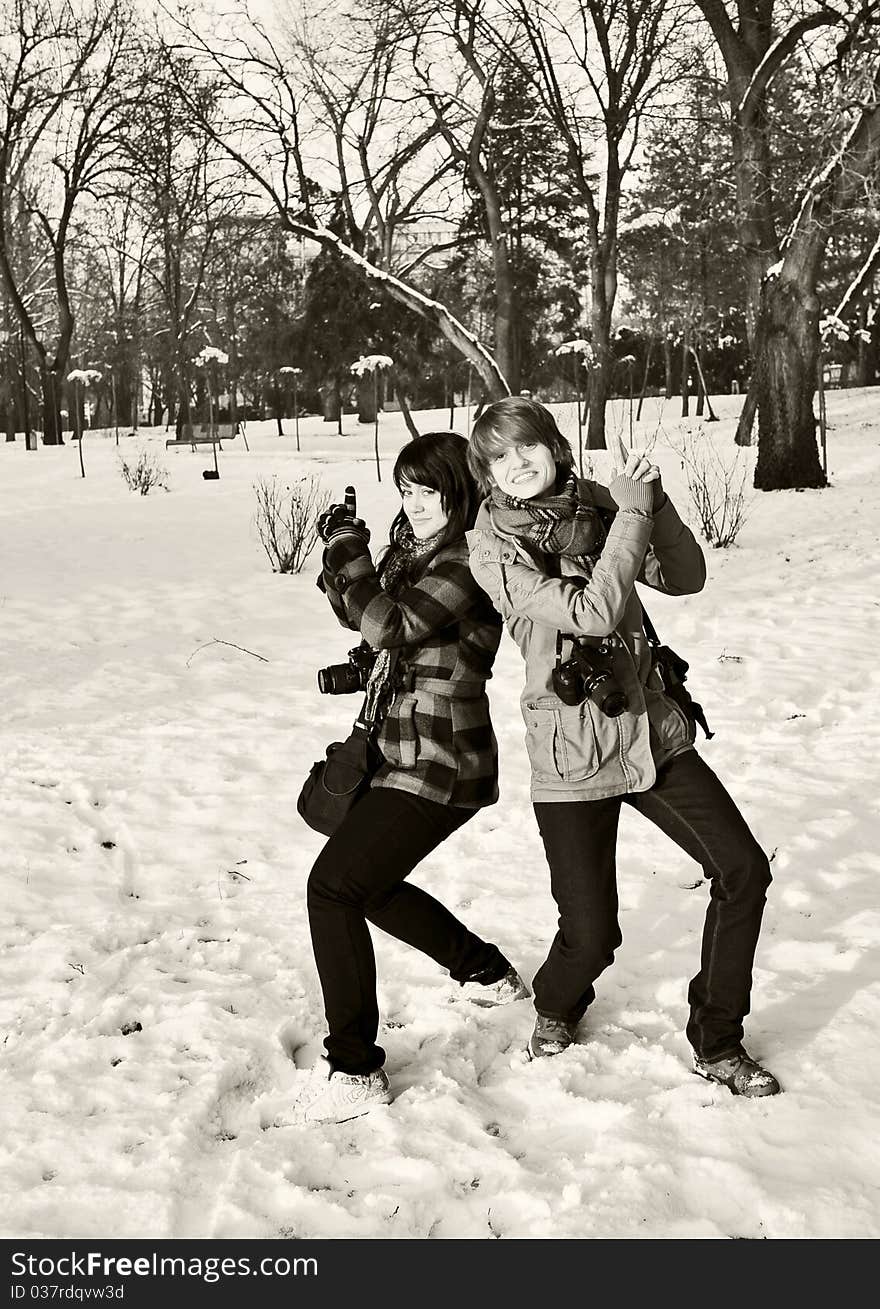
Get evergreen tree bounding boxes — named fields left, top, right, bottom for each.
left=620, top=61, right=746, bottom=401
left=458, top=60, right=581, bottom=393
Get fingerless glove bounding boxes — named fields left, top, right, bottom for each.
left=609, top=474, right=655, bottom=513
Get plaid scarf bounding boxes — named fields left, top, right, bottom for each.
left=377, top=519, right=444, bottom=596
left=362, top=521, right=445, bottom=724
left=489, top=472, right=605, bottom=560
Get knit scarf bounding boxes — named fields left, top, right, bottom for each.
left=489, top=472, right=605, bottom=561
left=377, top=519, right=445, bottom=597
left=362, top=521, right=445, bottom=725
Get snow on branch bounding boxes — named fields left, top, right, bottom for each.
left=283, top=215, right=509, bottom=395
left=832, top=230, right=880, bottom=323
left=350, top=354, right=394, bottom=376
left=555, top=339, right=596, bottom=365
left=820, top=313, right=851, bottom=344
left=781, top=108, right=869, bottom=256
left=621, top=206, right=682, bottom=233
left=195, top=346, right=229, bottom=367
left=737, top=12, right=843, bottom=126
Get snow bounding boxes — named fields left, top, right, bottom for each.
left=1, top=391, right=879, bottom=1240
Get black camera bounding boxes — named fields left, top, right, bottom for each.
left=317, top=643, right=376, bottom=696
left=552, top=637, right=628, bottom=717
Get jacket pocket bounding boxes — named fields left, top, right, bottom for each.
left=380, top=692, right=420, bottom=769
left=523, top=697, right=601, bottom=783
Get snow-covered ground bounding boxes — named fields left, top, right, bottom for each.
left=1, top=390, right=878, bottom=1240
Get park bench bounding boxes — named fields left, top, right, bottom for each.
left=165, top=423, right=237, bottom=451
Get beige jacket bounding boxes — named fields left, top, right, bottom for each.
left=467, top=481, right=707, bottom=802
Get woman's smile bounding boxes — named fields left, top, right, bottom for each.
left=489, top=442, right=557, bottom=499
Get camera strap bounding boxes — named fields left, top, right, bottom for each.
left=554, top=629, right=567, bottom=670
left=640, top=603, right=661, bottom=647
left=360, top=646, right=400, bottom=729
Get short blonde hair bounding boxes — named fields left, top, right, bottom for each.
left=468, top=396, right=574, bottom=492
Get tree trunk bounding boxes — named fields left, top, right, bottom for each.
left=586, top=350, right=610, bottom=451
left=320, top=381, right=340, bottom=423
left=175, top=366, right=192, bottom=438
left=270, top=380, right=283, bottom=435
left=856, top=302, right=872, bottom=386
left=586, top=277, right=614, bottom=451
left=753, top=276, right=826, bottom=491
left=663, top=336, right=674, bottom=399
left=731, top=116, right=780, bottom=349
left=636, top=336, right=655, bottom=422
left=356, top=374, right=377, bottom=424
left=734, top=383, right=758, bottom=446
left=40, top=365, right=63, bottom=445
left=397, top=389, right=420, bottom=439
left=691, top=346, right=718, bottom=421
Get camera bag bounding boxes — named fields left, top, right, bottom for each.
left=641, top=605, right=714, bottom=740
left=297, top=718, right=382, bottom=837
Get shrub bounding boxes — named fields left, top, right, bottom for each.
left=119, top=448, right=170, bottom=495
left=673, top=424, right=752, bottom=548
left=253, top=474, right=331, bottom=574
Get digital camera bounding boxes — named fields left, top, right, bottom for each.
left=317, top=643, right=376, bottom=696
left=552, top=637, right=628, bottom=717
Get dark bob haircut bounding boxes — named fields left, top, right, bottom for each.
left=467, top=396, right=574, bottom=492
left=381, top=431, right=480, bottom=579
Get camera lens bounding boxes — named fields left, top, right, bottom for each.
left=552, top=662, right=585, bottom=707
left=585, top=670, right=628, bottom=718
left=599, top=688, right=627, bottom=717
left=317, top=662, right=364, bottom=695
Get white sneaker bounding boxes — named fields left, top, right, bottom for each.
left=283, top=1061, right=392, bottom=1126
left=455, top=965, right=531, bottom=1007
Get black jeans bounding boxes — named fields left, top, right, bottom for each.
left=307, top=786, right=509, bottom=1074
left=532, top=749, right=772, bottom=1062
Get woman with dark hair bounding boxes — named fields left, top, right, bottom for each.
left=288, top=432, right=528, bottom=1127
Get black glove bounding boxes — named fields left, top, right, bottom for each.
left=317, top=502, right=371, bottom=546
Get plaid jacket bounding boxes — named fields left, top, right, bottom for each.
left=320, top=533, right=502, bottom=809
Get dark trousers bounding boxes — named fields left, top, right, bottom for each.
left=532, top=749, right=772, bottom=1062
left=307, top=786, right=509, bottom=1074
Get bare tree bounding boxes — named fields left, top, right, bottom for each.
left=165, top=2, right=510, bottom=398
left=694, top=1, right=880, bottom=488
left=121, top=44, right=243, bottom=436
left=459, top=0, right=682, bottom=447
left=75, top=189, right=150, bottom=431
left=751, top=42, right=880, bottom=488
left=291, top=2, right=486, bottom=411
left=385, top=0, right=521, bottom=389
left=0, top=0, right=136, bottom=443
